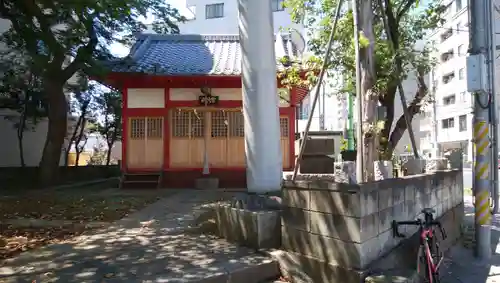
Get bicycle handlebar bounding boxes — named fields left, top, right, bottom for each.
left=392, top=219, right=447, bottom=240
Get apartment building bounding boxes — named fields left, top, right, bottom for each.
left=179, top=0, right=303, bottom=34
left=419, top=0, right=500, bottom=161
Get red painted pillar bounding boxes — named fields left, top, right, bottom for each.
left=121, top=87, right=128, bottom=172
left=163, top=88, right=170, bottom=171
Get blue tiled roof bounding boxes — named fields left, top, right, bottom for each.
left=109, top=34, right=302, bottom=76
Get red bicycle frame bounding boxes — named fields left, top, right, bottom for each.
left=392, top=208, right=447, bottom=283
left=418, top=229, right=443, bottom=283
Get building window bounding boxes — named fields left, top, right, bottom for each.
left=443, top=94, right=456, bottom=105
left=205, top=3, right=224, bottom=19
left=442, top=118, right=455, bottom=129
left=459, top=115, right=467, bottom=132
left=456, top=0, right=463, bottom=11
left=440, top=27, right=453, bottom=42
left=456, top=22, right=461, bottom=34
left=440, top=49, right=454, bottom=63
left=298, top=102, right=309, bottom=119
left=458, top=68, right=465, bottom=80
left=458, top=44, right=465, bottom=56
left=442, top=72, right=455, bottom=84
left=271, top=0, right=285, bottom=11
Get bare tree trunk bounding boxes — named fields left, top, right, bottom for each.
left=39, top=80, right=68, bottom=186
left=105, top=142, right=113, bottom=166
left=359, top=0, right=377, bottom=181
left=65, top=115, right=83, bottom=166
left=17, top=108, right=27, bottom=168
left=74, top=117, right=87, bottom=167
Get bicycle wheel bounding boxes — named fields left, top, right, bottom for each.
left=417, top=243, right=440, bottom=283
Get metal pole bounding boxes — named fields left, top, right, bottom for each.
left=377, top=0, right=419, bottom=159
left=322, top=82, right=326, bottom=130
left=348, top=92, right=355, bottom=150
left=487, top=0, right=499, bottom=214
left=469, top=0, right=492, bottom=260
left=353, top=0, right=364, bottom=183
left=291, top=0, right=344, bottom=181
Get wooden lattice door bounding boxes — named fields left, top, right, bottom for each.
left=169, top=109, right=205, bottom=167
left=280, top=117, right=290, bottom=168
left=127, top=117, right=164, bottom=169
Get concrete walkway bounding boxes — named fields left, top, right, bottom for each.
left=440, top=196, right=500, bottom=283
left=0, top=190, right=278, bottom=283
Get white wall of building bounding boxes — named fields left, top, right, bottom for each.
left=179, top=0, right=303, bottom=34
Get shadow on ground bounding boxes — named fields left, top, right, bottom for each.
left=0, top=190, right=274, bottom=283
left=439, top=196, right=500, bottom=283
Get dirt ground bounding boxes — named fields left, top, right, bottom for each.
left=0, top=187, right=169, bottom=260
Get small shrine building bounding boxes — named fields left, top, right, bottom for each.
left=104, top=34, right=309, bottom=188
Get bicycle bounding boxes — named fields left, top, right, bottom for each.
left=392, top=208, right=447, bottom=283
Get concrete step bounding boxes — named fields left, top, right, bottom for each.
left=168, top=253, right=280, bottom=283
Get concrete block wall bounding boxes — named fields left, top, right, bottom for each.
left=280, top=170, right=464, bottom=282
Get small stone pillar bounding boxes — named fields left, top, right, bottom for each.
left=334, top=161, right=356, bottom=184
left=402, top=159, right=426, bottom=175
left=425, top=158, right=448, bottom=172
left=374, top=160, right=393, bottom=180
left=447, top=151, right=463, bottom=169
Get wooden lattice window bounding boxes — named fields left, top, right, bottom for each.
left=130, top=118, right=145, bottom=139
left=280, top=117, right=289, bottom=137
left=211, top=110, right=228, bottom=137
left=171, top=109, right=205, bottom=138
left=172, top=110, right=190, bottom=137
left=191, top=110, right=205, bottom=137
left=147, top=117, right=163, bottom=138
left=229, top=111, right=244, bottom=137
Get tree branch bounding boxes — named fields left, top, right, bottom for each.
left=382, top=0, right=399, bottom=49
left=396, top=0, right=417, bottom=23
left=61, top=14, right=98, bottom=81
left=21, top=0, right=65, bottom=66
left=388, top=70, right=428, bottom=149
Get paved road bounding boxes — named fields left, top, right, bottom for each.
left=462, top=168, right=500, bottom=189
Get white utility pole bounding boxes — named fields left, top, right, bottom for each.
left=467, top=0, right=492, bottom=260
left=238, top=0, right=282, bottom=193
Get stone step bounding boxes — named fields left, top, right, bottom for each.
left=181, top=254, right=280, bottom=283
left=364, top=269, right=418, bottom=283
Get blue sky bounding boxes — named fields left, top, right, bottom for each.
left=110, top=0, right=190, bottom=57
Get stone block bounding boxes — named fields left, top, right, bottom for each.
left=392, top=185, right=406, bottom=206
left=216, top=204, right=280, bottom=250
left=309, top=188, right=378, bottom=217
left=195, top=177, right=219, bottom=190
left=272, top=250, right=365, bottom=283
left=281, top=207, right=309, bottom=231
left=282, top=226, right=380, bottom=269
left=282, top=187, right=309, bottom=209
left=309, top=211, right=379, bottom=243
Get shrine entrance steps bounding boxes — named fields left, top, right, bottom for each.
left=119, top=172, right=163, bottom=189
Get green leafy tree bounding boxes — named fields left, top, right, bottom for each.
left=283, top=0, right=444, bottom=180
left=0, top=53, right=47, bottom=167
left=64, top=78, right=99, bottom=166
left=0, top=0, right=184, bottom=185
